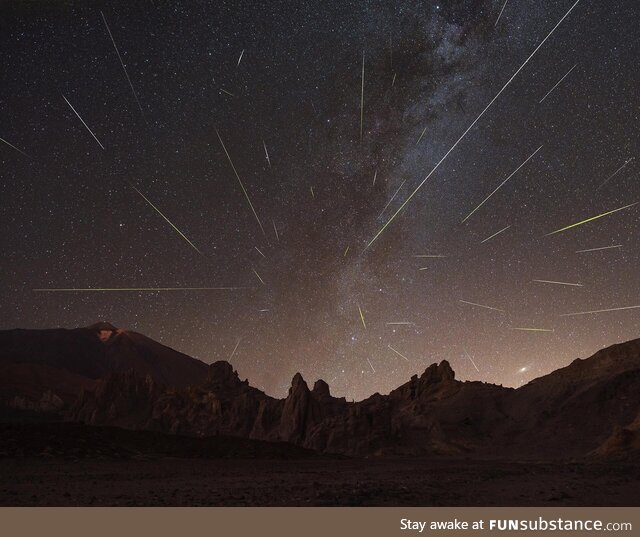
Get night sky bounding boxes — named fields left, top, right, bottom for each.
left=1, top=0, right=639, bottom=400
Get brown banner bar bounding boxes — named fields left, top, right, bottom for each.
left=1, top=507, right=638, bottom=537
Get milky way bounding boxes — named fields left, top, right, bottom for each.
left=1, top=0, right=639, bottom=400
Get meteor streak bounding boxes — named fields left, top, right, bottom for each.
left=254, top=246, right=266, bottom=258
left=33, top=287, right=242, bottom=292
left=378, top=180, right=406, bottom=219
left=216, top=129, right=265, bottom=235
left=463, top=348, right=479, bottom=372
left=360, top=50, right=365, bottom=140
left=495, top=0, right=509, bottom=26
left=480, top=225, right=511, bottom=244
left=220, top=88, right=235, bottom=97
left=358, top=305, right=367, bottom=329
left=388, top=345, right=409, bottom=361
left=252, top=268, right=265, bottom=286
left=237, top=49, right=244, bottom=66
left=272, top=220, right=279, bottom=241
left=372, top=169, right=377, bottom=186
left=263, top=140, right=271, bottom=167
left=462, top=145, right=542, bottom=223
left=229, top=339, right=241, bottom=360
left=414, top=254, right=447, bottom=258
left=367, top=357, right=376, bottom=373
left=343, top=246, right=350, bottom=257
left=533, top=279, right=583, bottom=287
left=100, top=11, right=146, bottom=121
left=545, top=202, right=638, bottom=236
left=0, top=137, right=30, bottom=158
left=131, top=185, right=203, bottom=255
left=560, top=305, right=640, bottom=316
left=596, top=158, right=634, bottom=190
left=364, top=0, right=581, bottom=251
left=539, top=63, right=577, bottom=103
left=62, top=94, right=105, bottom=150
left=575, top=244, right=622, bottom=253
left=459, top=300, right=504, bottom=312
left=510, top=327, right=554, bottom=332
left=416, top=126, right=427, bottom=145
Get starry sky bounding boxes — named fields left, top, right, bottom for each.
left=1, top=0, right=639, bottom=400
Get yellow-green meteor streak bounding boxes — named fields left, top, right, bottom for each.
left=33, top=287, right=243, bottom=292
left=545, top=202, right=638, bottom=236
left=131, top=185, right=203, bottom=255
left=560, top=305, right=640, bottom=317
left=358, top=305, right=366, bottom=329
left=364, top=0, right=582, bottom=251
left=216, top=129, right=265, bottom=235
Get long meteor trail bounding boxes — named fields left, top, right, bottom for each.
left=360, top=50, right=365, bottom=140
left=575, top=244, right=622, bottom=253
left=364, top=0, right=582, bottom=251
left=560, top=305, right=640, bottom=317
left=216, top=129, right=265, bottom=235
left=539, top=63, right=577, bottom=103
left=596, top=158, right=634, bottom=191
left=33, top=287, right=242, bottom=292
left=131, top=185, right=203, bottom=255
left=0, top=137, right=30, bottom=158
left=388, top=344, right=409, bottom=361
left=100, top=11, right=146, bottom=121
left=462, top=145, right=542, bottom=223
left=545, top=202, right=638, bottom=236
left=533, top=279, right=583, bottom=287
left=480, top=225, right=511, bottom=244
left=459, top=299, right=505, bottom=313
left=378, top=180, right=406, bottom=219
left=62, top=94, right=105, bottom=150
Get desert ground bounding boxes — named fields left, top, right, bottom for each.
left=1, top=457, right=638, bottom=506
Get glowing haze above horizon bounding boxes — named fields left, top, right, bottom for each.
left=1, top=0, right=639, bottom=401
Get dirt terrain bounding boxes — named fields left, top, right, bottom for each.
left=1, top=457, right=638, bottom=506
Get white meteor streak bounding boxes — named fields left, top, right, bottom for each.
left=459, top=300, right=505, bottom=312
left=462, top=145, right=542, bottom=223
left=365, top=0, right=582, bottom=251
left=62, top=94, right=105, bottom=150
left=0, top=137, right=30, bottom=158
left=367, top=358, right=376, bottom=373
left=480, top=225, right=511, bottom=244
left=216, top=129, right=265, bottom=235
left=560, top=305, right=640, bottom=317
left=229, top=338, right=241, bottom=360
left=263, top=140, right=271, bottom=167
left=237, top=49, right=244, bottom=66
left=533, top=279, right=583, bottom=287
left=131, top=185, right=203, bottom=255
left=33, top=287, right=242, bottom=292
left=378, top=180, right=406, bottom=219
left=495, top=0, right=509, bottom=26
left=100, top=11, right=145, bottom=121
left=539, top=63, right=577, bottom=103
left=575, top=244, right=622, bottom=253
left=463, top=348, right=480, bottom=372
left=596, top=158, right=634, bottom=191
left=388, top=345, right=409, bottom=361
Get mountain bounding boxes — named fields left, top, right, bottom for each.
left=1, top=322, right=639, bottom=459
left=0, top=322, right=208, bottom=417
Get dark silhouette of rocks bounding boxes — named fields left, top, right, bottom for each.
left=1, top=323, right=639, bottom=459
